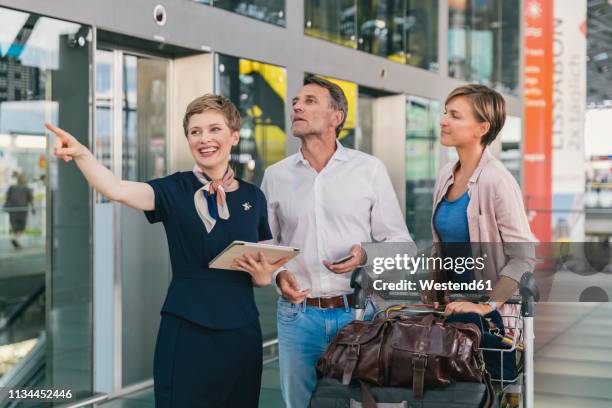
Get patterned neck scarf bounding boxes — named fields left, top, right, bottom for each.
left=192, top=165, right=235, bottom=233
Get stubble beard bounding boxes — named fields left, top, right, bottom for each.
left=292, top=124, right=321, bottom=140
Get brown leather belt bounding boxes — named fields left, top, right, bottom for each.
left=306, top=294, right=354, bottom=309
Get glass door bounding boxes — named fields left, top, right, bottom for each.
left=405, top=95, right=440, bottom=246
left=94, top=48, right=170, bottom=390
left=0, top=8, right=94, bottom=402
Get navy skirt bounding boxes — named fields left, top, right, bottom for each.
left=154, top=313, right=263, bottom=407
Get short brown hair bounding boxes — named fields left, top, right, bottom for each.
left=445, top=84, right=506, bottom=146
left=182, top=94, right=241, bottom=136
left=304, top=75, right=348, bottom=138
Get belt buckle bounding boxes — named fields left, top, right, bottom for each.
left=317, top=297, right=323, bottom=309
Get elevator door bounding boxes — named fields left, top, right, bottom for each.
left=94, top=48, right=171, bottom=390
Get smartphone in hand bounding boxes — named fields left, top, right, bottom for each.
left=331, top=254, right=354, bottom=265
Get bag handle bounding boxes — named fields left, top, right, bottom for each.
left=384, top=304, right=444, bottom=318
left=411, top=314, right=437, bottom=399
left=342, top=344, right=360, bottom=385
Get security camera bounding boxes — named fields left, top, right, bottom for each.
left=154, top=5, right=167, bottom=26
left=67, top=33, right=87, bottom=48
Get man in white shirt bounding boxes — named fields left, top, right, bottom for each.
left=261, top=76, right=413, bottom=408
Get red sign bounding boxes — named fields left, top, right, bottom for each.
left=523, top=0, right=553, bottom=242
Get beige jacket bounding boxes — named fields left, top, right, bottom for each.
left=431, top=149, right=537, bottom=285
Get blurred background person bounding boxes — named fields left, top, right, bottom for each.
left=4, top=173, right=35, bottom=250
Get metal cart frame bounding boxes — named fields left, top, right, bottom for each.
left=351, top=269, right=539, bottom=408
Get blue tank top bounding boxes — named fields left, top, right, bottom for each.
left=433, top=191, right=474, bottom=283
left=434, top=191, right=470, bottom=243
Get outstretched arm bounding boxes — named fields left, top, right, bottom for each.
left=46, top=123, right=155, bottom=211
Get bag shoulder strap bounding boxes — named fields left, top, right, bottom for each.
left=359, top=380, right=378, bottom=408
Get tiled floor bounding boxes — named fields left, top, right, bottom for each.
left=98, top=303, right=612, bottom=408
left=97, top=360, right=284, bottom=408
left=97, top=388, right=155, bottom=408
left=259, top=360, right=284, bottom=408
left=533, top=302, right=612, bottom=407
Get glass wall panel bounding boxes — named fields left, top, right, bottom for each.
left=405, top=0, right=439, bottom=71
left=357, top=0, right=406, bottom=63
left=305, top=0, right=358, bottom=48
left=218, top=54, right=286, bottom=186
left=405, top=96, right=439, bottom=245
left=448, top=0, right=519, bottom=92
left=193, top=0, right=285, bottom=26
left=94, top=50, right=113, bottom=178
left=0, top=6, right=93, bottom=400
left=500, top=0, right=519, bottom=91
left=214, top=0, right=286, bottom=26
left=305, top=1, right=439, bottom=71
left=121, top=55, right=167, bottom=182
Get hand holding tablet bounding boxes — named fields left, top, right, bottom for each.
left=209, top=241, right=300, bottom=271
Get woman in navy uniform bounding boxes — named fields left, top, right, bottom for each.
left=45, top=95, right=286, bottom=407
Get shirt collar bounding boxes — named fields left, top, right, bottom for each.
left=293, top=139, right=350, bottom=166
left=469, top=148, right=494, bottom=183
left=333, top=140, right=350, bottom=161
left=294, top=148, right=306, bottom=165
left=446, top=148, right=494, bottom=184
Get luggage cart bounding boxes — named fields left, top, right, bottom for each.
left=350, top=270, right=539, bottom=408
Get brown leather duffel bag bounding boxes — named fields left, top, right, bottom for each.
left=316, top=313, right=495, bottom=407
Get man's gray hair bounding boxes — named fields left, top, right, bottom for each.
left=304, top=75, right=348, bottom=138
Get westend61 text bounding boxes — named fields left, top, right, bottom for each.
left=372, top=279, right=493, bottom=292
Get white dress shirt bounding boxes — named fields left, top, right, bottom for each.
left=261, top=141, right=412, bottom=297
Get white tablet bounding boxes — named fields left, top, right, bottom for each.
left=208, top=241, right=300, bottom=271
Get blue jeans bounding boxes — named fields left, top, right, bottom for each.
left=277, top=296, right=374, bottom=408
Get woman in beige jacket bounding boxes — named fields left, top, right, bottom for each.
left=429, top=84, right=537, bottom=316
left=426, top=84, right=537, bottom=380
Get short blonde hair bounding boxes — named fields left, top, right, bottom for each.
left=182, top=94, right=241, bottom=136
left=445, top=84, right=506, bottom=146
